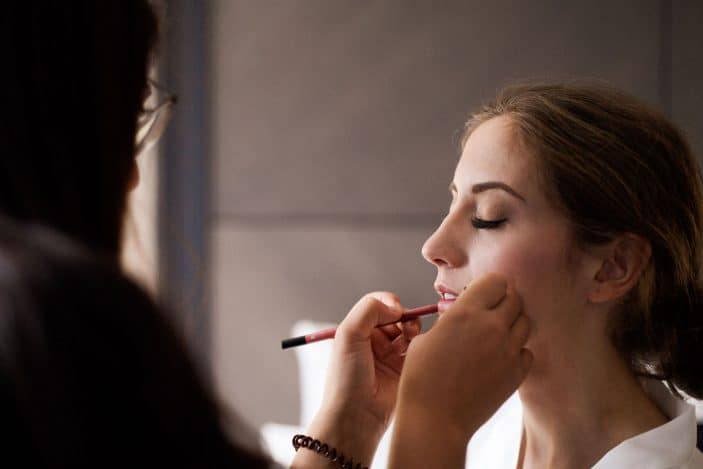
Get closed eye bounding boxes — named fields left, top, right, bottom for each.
left=471, top=217, right=507, bottom=229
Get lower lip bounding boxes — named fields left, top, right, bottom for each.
left=438, top=299, right=456, bottom=312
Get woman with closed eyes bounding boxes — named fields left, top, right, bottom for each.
left=388, top=82, right=703, bottom=468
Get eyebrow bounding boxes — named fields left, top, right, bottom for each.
left=449, top=181, right=526, bottom=202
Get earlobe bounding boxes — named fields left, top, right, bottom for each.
left=588, top=234, right=651, bottom=304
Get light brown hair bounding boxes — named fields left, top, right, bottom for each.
left=464, top=81, right=703, bottom=398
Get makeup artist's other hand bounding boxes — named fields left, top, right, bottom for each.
left=390, top=274, right=532, bottom=467
left=296, top=292, right=420, bottom=467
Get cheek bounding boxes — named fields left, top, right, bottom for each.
left=467, top=225, right=576, bottom=321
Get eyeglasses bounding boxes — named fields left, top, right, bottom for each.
left=135, top=80, right=178, bottom=156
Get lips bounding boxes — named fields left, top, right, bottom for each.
left=435, top=284, right=459, bottom=312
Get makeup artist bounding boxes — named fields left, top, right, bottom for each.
left=1, top=1, right=533, bottom=467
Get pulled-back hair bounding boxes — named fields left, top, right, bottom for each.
left=465, top=82, right=703, bottom=398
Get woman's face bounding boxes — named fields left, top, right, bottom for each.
left=422, top=116, right=594, bottom=355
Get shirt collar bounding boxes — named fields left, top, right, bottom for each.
left=592, top=379, right=698, bottom=468
left=467, top=380, right=701, bottom=469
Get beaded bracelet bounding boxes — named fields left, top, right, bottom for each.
left=292, top=434, right=369, bottom=469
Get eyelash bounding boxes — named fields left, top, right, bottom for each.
left=471, top=217, right=507, bottom=229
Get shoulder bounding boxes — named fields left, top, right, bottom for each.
left=685, top=448, right=703, bottom=468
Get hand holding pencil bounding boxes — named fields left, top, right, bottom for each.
left=281, top=303, right=438, bottom=349
left=291, top=291, right=422, bottom=468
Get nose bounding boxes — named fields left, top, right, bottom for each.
left=421, top=214, right=468, bottom=268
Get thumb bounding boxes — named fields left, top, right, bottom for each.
left=337, top=293, right=403, bottom=342
left=453, top=273, right=508, bottom=313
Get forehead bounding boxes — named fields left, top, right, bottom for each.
left=454, top=116, right=536, bottom=195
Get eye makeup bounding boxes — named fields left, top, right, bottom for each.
left=471, top=198, right=510, bottom=229
left=471, top=217, right=507, bottom=229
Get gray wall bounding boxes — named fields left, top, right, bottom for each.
left=207, top=0, right=703, bottom=430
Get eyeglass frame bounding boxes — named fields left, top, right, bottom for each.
left=135, top=79, right=178, bottom=156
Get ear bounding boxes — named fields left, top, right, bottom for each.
left=588, top=234, right=651, bottom=304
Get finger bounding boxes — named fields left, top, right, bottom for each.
left=370, top=328, right=396, bottom=359
left=399, top=318, right=421, bottom=340
left=493, top=287, right=523, bottom=329
left=379, top=323, right=403, bottom=340
left=337, top=293, right=403, bottom=342
left=390, top=333, right=410, bottom=356
left=378, top=316, right=422, bottom=341
left=377, top=334, right=409, bottom=373
left=509, top=314, right=531, bottom=349
left=369, top=291, right=404, bottom=340
left=370, top=328, right=408, bottom=370
left=452, top=273, right=508, bottom=313
left=367, top=291, right=402, bottom=310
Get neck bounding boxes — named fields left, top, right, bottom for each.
left=517, top=336, right=668, bottom=469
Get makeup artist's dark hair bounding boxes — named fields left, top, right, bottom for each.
left=0, top=0, right=158, bottom=259
left=464, top=81, right=703, bottom=399
left=0, top=219, right=269, bottom=467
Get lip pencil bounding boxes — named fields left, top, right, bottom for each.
left=281, top=303, right=439, bottom=349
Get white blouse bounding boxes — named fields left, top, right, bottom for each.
left=466, top=380, right=703, bottom=468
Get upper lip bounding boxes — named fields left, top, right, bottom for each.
left=435, top=283, right=460, bottom=300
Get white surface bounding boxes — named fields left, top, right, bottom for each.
left=261, top=422, right=302, bottom=468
